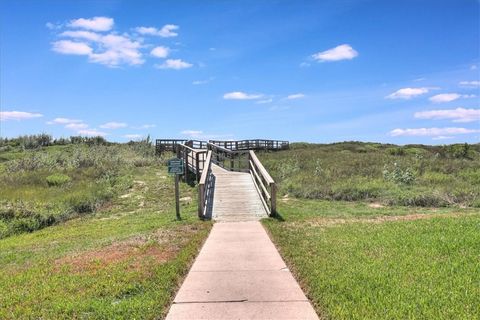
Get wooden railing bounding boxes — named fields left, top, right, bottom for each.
left=198, top=150, right=213, bottom=218
left=208, top=142, right=250, bottom=172
left=176, top=143, right=207, bottom=182
left=209, top=139, right=289, bottom=151
left=249, top=151, right=276, bottom=215
left=156, top=139, right=187, bottom=154
left=157, top=138, right=279, bottom=217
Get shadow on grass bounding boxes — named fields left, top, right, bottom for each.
left=271, top=211, right=285, bottom=222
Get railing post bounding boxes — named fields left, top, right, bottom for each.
left=270, top=182, right=276, bottom=216
left=198, top=184, right=205, bottom=218
left=195, top=152, right=201, bottom=182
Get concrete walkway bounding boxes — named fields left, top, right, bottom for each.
left=165, top=221, right=318, bottom=320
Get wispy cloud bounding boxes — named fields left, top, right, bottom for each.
left=68, top=17, right=114, bottom=32
left=181, top=130, right=233, bottom=140
left=223, top=91, right=263, bottom=100
left=429, top=93, right=475, bottom=103
left=155, top=59, right=193, bottom=70
left=47, top=117, right=82, bottom=125
left=150, top=46, right=169, bottom=58
left=287, top=93, right=305, bottom=100
left=135, top=25, right=179, bottom=37
left=0, top=111, right=43, bottom=121
left=65, top=123, right=88, bottom=130
left=99, top=122, right=127, bottom=129
left=192, top=77, right=214, bottom=85
left=312, top=44, right=358, bottom=62
left=390, top=127, right=479, bottom=137
left=124, top=134, right=142, bottom=139
left=386, top=87, right=430, bottom=100
left=132, top=124, right=156, bottom=129
left=414, top=108, right=480, bottom=123
left=256, top=98, right=273, bottom=104
left=459, top=80, right=480, bottom=88
left=78, top=129, right=108, bottom=136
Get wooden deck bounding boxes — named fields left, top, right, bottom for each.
left=210, top=164, right=268, bottom=221
left=156, top=138, right=284, bottom=219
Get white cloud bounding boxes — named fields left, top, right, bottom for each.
left=192, top=77, right=214, bottom=85
left=155, top=59, right=192, bottom=70
left=414, top=108, right=480, bottom=123
left=287, top=93, right=305, bottom=100
left=0, top=111, right=43, bottom=121
left=312, top=44, right=358, bottom=62
left=432, top=136, right=454, bottom=140
left=390, top=127, right=479, bottom=137
left=223, top=91, right=263, bottom=100
left=47, top=117, right=82, bottom=125
left=78, top=129, right=108, bottom=136
left=99, top=122, right=127, bottom=129
left=299, top=62, right=311, bottom=67
left=459, top=80, right=480, bottom=88
left=65, top=123, right=89, bottom=130
left=181, top=130, right=203, bottom=138
left=428, top=93, right=468, bottom=103
left=53, top=23, right=144, bottom=67
left=88, top=34, right=144, bottom=66
left=60, top=30, right=101, bottom=42
left=52, top=40, right=92, bottom=55
left=386, top=87, right=429, bottom=100
left=135, top=124, right=156, bottom=129
left=124, top=134, right=142, bottom=139
left=471, top=65, right=478, bottom=70
left=181, top=130, right=233, bottom=140
left=68, top=17, right=114, bottom=32
left=135, top=24, right=179, bottom=37
left=150, top=46, right=169, bottom=58
left=256, top=98, right=273, bottom=104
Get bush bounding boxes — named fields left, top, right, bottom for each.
left=46, top=173, right=71, bottom=186
left=383, top=163, right=416, bottom=185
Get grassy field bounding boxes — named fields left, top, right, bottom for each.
left=263, top=199, right=480, bottom=319
left=258, top=142, right=480, bottom=207
left=2, top=138, right=480, bottom=319
left=0, top=140, right=211, bottom=318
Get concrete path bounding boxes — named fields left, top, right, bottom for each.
left=165, top=221, right=318, bottom=320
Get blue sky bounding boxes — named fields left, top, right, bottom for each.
left=1, top=0, right=479, bottom=144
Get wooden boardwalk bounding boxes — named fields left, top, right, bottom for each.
left=210, top=164, right=268, bottom=221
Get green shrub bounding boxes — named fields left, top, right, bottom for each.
left=46, top=173, right=71, bottom=186
left=386, top=147, right=405, bottom=156
left=383, top=163, right=416, bottom=185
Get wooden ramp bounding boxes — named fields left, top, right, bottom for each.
left=211, top=164, right=268, bottom=221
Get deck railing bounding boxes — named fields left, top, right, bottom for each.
left=249, top=150, right=276, bottom=215
left=209, top=139, right=289, bottom=151
left=198, top=150, right=213, bottom=218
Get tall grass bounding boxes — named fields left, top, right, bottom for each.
left=0, top=140, right=161, bottom=238
left=258, top=142, right=480, bottom=207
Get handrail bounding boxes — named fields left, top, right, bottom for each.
left=198, top=150, right=213, bottom=218
left=207, top=142, right=250, bottom=172
left=249, top=150, right=276, bottom=215
left=209, top=139, right=289, bottom=151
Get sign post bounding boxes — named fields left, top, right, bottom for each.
left=167, top=158, right=184, bottom=220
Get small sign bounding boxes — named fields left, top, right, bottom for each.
left=168, top=158, right=184, bottom=175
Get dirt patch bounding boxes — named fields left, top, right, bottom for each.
left=54, top=224, right=200, bottom=273
left=307, top=212, right=474, bottom=227
left=368, top=202, right=384, bottom=208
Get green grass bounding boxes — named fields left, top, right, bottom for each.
left=0, top=148, right=212, bottom=319
left=258, top=142, right=480, bottom=207
left=0, top=143, right=161, bottom=237
left=263, top=200, right=480, bottom=319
